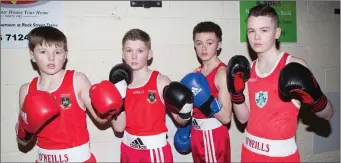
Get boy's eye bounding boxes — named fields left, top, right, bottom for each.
left=40, top=51, right=46, bottom=54
left=261, top=29, right=268, bottom=32
left=138, top=50, right=143, bottom=53
left=196, top=43, right=202, bottom=46
left=126, top=49, right=131, bottom=52
left=248, top=30, right=254, bottom=34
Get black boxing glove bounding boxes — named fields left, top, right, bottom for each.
left=227, top=55, right=251, bottom=104
left=109, top=63, right=133, bottom=98
left=279, top=62, right=328, bottom=113
left=163, top=81, right=194, bottom=120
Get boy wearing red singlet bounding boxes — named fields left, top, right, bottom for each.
left=15, top=26, right=116, bottom=163
left=111, top=28, right=192, bottom=163
left=187, top=21, right=232, bottom=163
left=227, top=4, right=334, bottom=162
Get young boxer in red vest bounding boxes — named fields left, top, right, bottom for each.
left=228, top=4, right=334, bottom=162
left=179, top=21, right=232, bottom=163
left=111, top=28, right=193, bottom=163
left=16, top=26, right=123, bottom=163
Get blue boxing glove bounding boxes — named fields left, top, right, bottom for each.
left=180, top=73, right=222, bottom=117
left=174, top=123, right=192, bottom=153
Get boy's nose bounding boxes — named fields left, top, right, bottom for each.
left=48, top=54, right=55, bottom=61
left=132, top=53, right=137, bottom=59
left=202, top=45, right=207, bottom=50
left=255, top=32, right=261, bottom=40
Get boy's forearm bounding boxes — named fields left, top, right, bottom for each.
left=233, top=103, right=249, bottom=124
left=214, top=106, right=232, bottom=125
left=111, top=113, right=126, bottom=133
left=315, top=101, right=334, bottom=120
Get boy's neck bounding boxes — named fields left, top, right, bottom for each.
left=257, top=46, right=281, bottom=64
left=132, top=66, right=150, bottom=77
left=38, top=69, right=66, bottom=91
left=129, top=66, right=152, bottom=87
left=39, top=69, right=65, bottom=82
left=201, top=56, right=221, bottom=72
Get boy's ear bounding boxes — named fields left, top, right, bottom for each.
left=275, top=27, right=281, bottom=39
left=122, top=49, right=125, bottom=60
left=148, top=50, right=153, bottom=60
left=217, top=41, right=222, bottom=50
left=29, top=51, right=36, bottom=62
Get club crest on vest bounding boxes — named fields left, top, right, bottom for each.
left=60, top=94, right=72, bottom=109
left=147, top=90, right=156, bottom=104
left=255, top=91, right=268, bottom=108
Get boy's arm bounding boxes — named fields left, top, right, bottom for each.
left=111, top=111, right=126, bottom=133
left=16, top=83, right=30, bottom=146
left=213, top=67, right=232, bottom=124
left=232, top=83, right=250, bottom=124
left=75, top=72, right=109, bottom=124
left=289, top=57, right=334, bottom=120
left=158, top=74, right=189, bottom=126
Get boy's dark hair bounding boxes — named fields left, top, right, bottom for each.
left=28, top=26, right=68, bottom=52
left=192, top=21, right=222, bottom=42
left=122, top=28, right=151, bottom=49
left=247, top=4, right=279, bottom=27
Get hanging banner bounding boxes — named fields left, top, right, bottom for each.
left=240, top=1, right=297, bottom=42
left=1, top=1, right=64, bottom=49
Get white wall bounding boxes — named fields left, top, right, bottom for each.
left=1, top=1, right=340, bottom=162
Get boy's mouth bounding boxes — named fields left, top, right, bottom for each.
left=47, top=64, right=55, bottom=68
left=131, top=62, right=138, bottom=66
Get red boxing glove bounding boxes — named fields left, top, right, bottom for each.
left=90, top=80, right=124, bottom=117
left=16, top=90, right=60, bottom=142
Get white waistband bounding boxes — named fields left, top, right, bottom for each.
left=37, top=141, right=91, bottom=162
left=244, top=130, right=297, bottom=157
left=192, top=118, right=222, bottom=130
left=123, top=132, right=167, bottom=150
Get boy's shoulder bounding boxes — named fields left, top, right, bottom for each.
left=155, top=71, right=171, bottom=92
left=19, top=82, right=30, bottom=93
left=157, top=72, right=171, bottom=83
left=193, top=67, right=201, bottom=72
left=73, top=70, right=87, bottom=77
left=71, top=70, right=91, bottom=86
left=217, top=64, right=227, bottom=73
left=287, top=55, right=310, bottom=69
left=69, top=70, right=89, bottom=80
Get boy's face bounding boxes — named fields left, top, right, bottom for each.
left=122, top=40, right=152, bottom=70
left=30, top=41, right=67, bottom=75
left=247, top=16, right=281, bottom=53
left=194, top=32, right=221, bottom=62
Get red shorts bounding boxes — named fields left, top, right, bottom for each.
left=120, top=142, right=173, bottom=163
left=190, top=125, right=230, bottom=163
left=241, top=145, right=300, bottom=162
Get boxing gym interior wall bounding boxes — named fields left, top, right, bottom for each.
left=1, top=1, right=340, bottom=162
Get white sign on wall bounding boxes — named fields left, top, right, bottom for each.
left=0, top=1, right=64, bottom=49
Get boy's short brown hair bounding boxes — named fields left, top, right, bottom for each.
left=122, top=29, right=151, bottom=49
left=247, top=4, right=279, bottom=27
left=28, top=26, right=68, bottom=52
